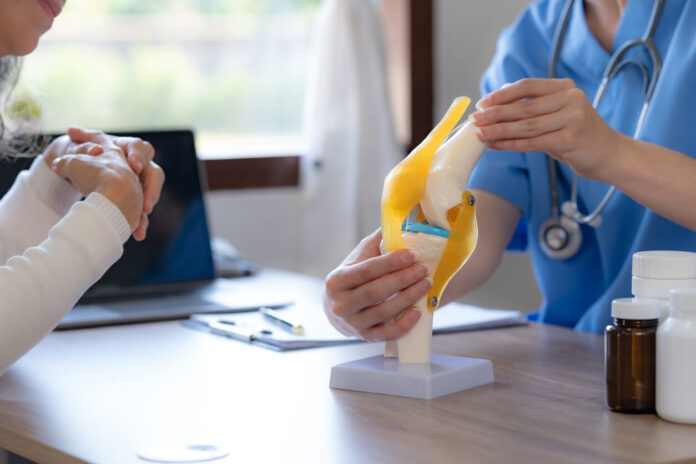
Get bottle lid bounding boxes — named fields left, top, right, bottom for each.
left=670, top=288, right=696, bottom=314
left=611, top=298, right=661, bottom=320
left=632, top=251, right=696, bottom=279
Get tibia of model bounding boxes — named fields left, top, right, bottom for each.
left=387, top=232, right=447, bottom=363
left=380, top=232, right=447, bottom=362
left=420, top=118, right=488, bottom=230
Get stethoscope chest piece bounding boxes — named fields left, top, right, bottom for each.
left=539, top=215, right=582, bottom=260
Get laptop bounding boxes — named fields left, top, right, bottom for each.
left=0, top=130, right=291, bottom=328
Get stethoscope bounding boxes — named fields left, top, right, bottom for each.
left=539, top=0, right=664, bottom=260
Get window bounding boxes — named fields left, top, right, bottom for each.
left=16, top=0, right=319, bottom=157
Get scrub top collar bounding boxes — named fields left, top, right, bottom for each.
left=559, top=0, right=658, bottom=81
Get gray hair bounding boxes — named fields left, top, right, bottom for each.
left=0, top=56, right=46, bottom=160
left=0, top=56, right=19, bottom=159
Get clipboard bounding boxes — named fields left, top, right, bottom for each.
left=183, top=303, right=526, bottom=351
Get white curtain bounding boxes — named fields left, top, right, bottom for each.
left=299, top=0, right=401, bottom=278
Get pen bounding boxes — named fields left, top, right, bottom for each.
left=259, top=307, right=304, bottom=335
left=209, top=319, right=255, bottom=342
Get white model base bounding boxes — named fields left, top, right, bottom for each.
left=330, top=354, right=494, bottom=399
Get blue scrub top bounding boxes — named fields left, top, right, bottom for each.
left=468, top=0, right=696, bottom=333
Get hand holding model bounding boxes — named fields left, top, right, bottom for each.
left=323, top=229, right=429, bottom=342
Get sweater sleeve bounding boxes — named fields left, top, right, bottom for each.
left=0, top=156, right=82, bottom=262
left=0, top=192, right=131, bottom=375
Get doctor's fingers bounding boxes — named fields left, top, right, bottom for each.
left=359, top=306, right=422, bottom=343
left=476, top=110, right=573, bottom=143
left=488, top=128, right=579, bottom=159
left=473, top=91, right=565, bottom=125
left=350, top=279, right=430, bottom=334
left=478, top=78, right=576, bottom=108
left=332, top=261, right=428, bottom=315
left=327, top=248, right=417, bottom=293
left=342, top=228, right=383, bottom=266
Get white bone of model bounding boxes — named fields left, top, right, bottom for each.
left=385, top=118, right=488, bottom=363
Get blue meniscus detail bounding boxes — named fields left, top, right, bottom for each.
left=401, top=221, right=450, bottom=238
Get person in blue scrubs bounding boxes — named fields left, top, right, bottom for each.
left=322, top=0, right=696, bottom=338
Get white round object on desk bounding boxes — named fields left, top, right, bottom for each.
left=656, top=288, right=696, bottom=423
left=137, top=443, right=229, bottom=463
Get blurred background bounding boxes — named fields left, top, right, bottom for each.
left=11, top=0, right=541, bottom=312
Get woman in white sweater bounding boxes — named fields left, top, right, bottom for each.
left=0, top=0, right=165, bottom=374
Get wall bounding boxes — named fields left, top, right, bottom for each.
left=205, top=0, right=542, bottom=312
left=206, top=188, right=302, bottom=272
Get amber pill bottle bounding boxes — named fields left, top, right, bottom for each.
left=605, top=298, right=661, bottom=413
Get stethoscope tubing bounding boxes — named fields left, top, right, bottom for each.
left=549, top=0, right=663, bottom=227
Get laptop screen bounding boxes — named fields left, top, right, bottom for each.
left=0, top=129, right=216, bottom=300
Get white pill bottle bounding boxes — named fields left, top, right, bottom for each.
left=632, top=251, right=696, bottom=322
left=656, top=288, right=696, bottom=423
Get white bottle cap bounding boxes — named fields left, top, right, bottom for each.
left=632, top=276, right=696, bottom=299
left=611, top=298, right=661, bottom=320
left=632, top=251, right=696, bottom=279
left=670, top=288, right=696, bottom=315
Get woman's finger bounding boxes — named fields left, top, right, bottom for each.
left=472, top=91, right=565, bottom=125
left=349, top=277, right=431, bottom=331
left=67, top=127, right=124, bottom=158
left=479, top=78, right=576, bottom=108
left=139, top=162, right=165, bottom=214
left=114, top=137, right=155, bottom=174
left=70, top=142, right=104, bottom=156
left=67, top=126, right=109, bottom=145
left=51, top=154, right=80, bottom=178
left=132, top=213, right=149, bottom=241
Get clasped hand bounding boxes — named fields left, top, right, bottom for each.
left=473, top=78, right=621, bottom=181
left=43, top=127, right=165, bottom=240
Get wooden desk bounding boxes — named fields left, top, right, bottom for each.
left=0, top=275, right=695, bottom=463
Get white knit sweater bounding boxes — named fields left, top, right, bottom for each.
left=0, top=157, right=131, bottom=375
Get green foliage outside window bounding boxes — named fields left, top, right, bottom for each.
left=18, top=0, right=320, bottom=153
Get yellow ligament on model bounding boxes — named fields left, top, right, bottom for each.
left=427, top=191, right=478, bottom=310
left=380, top=96, right=478, bottom=311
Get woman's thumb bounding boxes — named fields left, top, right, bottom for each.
left=51, top=154, right=90, bottom=180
